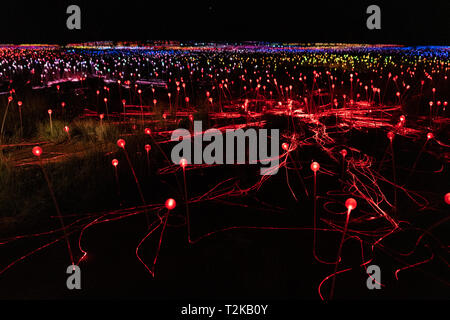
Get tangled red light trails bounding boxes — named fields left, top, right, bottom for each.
left=0, top=44, right=448, bottom=300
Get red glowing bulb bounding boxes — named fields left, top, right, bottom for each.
left=8, top=96, right=13, bottom=102
left=145, top=144, right=151, bottom=152
left=32, top=146, right=42, bottom=157
left=144, top=128, right=151, bottom=135
left=61, top=102, right=66, bottom=108
left=185, top=97, right=189, bottom=103
left=345, top=198, right=357, bottom=211
left=281, top=143, right=289, bottom=151
left=104, top=98, right=108, bottom=103
left=427, top=132, right=434, bottom=140
left=180, top=158, right=188, bottom=168
left=165, top=198, right=176, bottom=210
left=99, top=113, right=104, bottom=120
left=138, top=89, right=142, bottom=94
left=64, top=126, right=69, bottom=133
left=122, top=99, right=126, bottom=105
left=17, top=101, right=22, bottom=107
left=387, top=132, right=395, bottom=141
left=399, top=115, right=405, bottom=122
left=112, top=159, right=119, bottom=167
left=117, top=139, right=126, bottom=148
left=48, top=109, right=52, bottom=115
left=310, top=161, right=320, bottom=172
left=340, top=149, right=347, bottom=157
left=445, top=193, right=450, bottom=205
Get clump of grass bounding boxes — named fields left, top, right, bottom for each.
left=36, top=119, right=68, bottom=143
left=71, top=119, right=120, bottom=143
left=0, top=152, right=38, bottom=233
left=0, top=147, right=118, bottom=235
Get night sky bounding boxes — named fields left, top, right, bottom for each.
left=0, top=0, right=449, bottom=44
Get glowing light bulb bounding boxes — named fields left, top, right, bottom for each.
left=117, top=139, right=126, bottom=148
left=310, top=161, right=320, bottom=172
left=180, top=158, right=188, bottom=168
left=445, top=193, right=450, bottom=205
left=32, top=146, right=42, bottom=157
left=99, top=114, right=104, bottom=120
left=145, top=144, right=151, bottom=152
left=48, top=109, right=52, bottom=115
left=282, top=143, right=289, bottom=151
left=8, top=96, right=13, bottom=102
left=64, top=126, right=69, bottom=133
left=427, top=132, right=434, bottom=140
left=387, top=132, right=395, bottom=141
left=345, top=198, right=357, bottom=211
left=144, top=128, right=151, bottom=135
left=340, top=149, right=347, bottom=157
left=112, top=159, right=119, bottom=167
left=399, top=115, right=405, bottom=122
left=165, top=198, right=176, bottom=210
left=17, top=101, right=22, bottom=107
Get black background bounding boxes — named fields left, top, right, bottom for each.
left=0, top=0, right=449, bottom=44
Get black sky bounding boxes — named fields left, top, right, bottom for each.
left=0, top=0, right=448, bottom=44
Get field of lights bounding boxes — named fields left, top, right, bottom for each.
left=0, top=43, right=449, bottom=300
